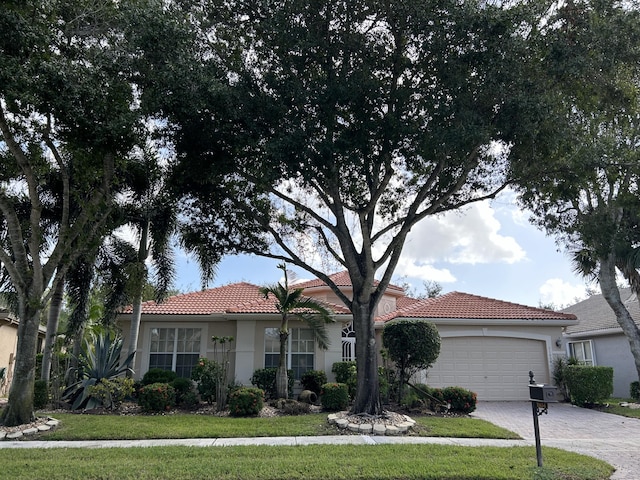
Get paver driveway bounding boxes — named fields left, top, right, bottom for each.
left=473, top=401, right=640, bottom=480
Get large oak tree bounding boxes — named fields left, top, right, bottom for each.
left=152, top=0, right=572, bottom=414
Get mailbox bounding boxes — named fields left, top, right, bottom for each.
left=529, top=384, right=558, bottom=403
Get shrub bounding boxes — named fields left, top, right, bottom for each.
left=191, top=358, right=220, bottom=404
left=631, top=381, right=640, bottom=401
left=383, top=319, right=441, bottom=403
left=565, top=365, right=614, bottom=406
left=440, top=386, right=477, bottom=414
left=228, top=387, right=264, bottom=417
left=271, top=398, right=311, bottom=415
left=171, top=377, right=197, bottom=407
left=250, top=368, right=294, bottom=399
left=300, top=370, right=327, bottom=395
left=552, top=357, right=571, bottom=401
left=33, top=379, right=49, bottom=409
left=142, top=368, right=177, bottom=386
left=137, top=382, right=176, bottom=412
left=88, top=377, right=134, bottom=410
left=320, top=383, right=349, bottom=411
left=331, top=361, right=357, bottom=399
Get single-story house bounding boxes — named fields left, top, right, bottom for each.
left=561, top=288, right=640, bottom=398
left=0, top=308, right=46, bottom=396
left=118, top=271, right=576, bottom=401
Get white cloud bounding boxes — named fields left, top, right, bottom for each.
left=402, top=200, right=526, bottom=266
left=394, top=257, right=457, bottom=283
left=539, top=278, right=588, bottom=308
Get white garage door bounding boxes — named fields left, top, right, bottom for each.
left=424, top=337, right=549, bottom=401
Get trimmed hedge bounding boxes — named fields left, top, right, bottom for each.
left=229, top=387, right=264, bottom=416
left=630, top=381, right=640, bottom=401
left=300, top=370, right=327, bottom=395
left=138, top=382, right=176, bottom=412
left=331, top=361, right=357, bottom=399
left=429, top=386, right=477, bottom=414
left=565, top=365, right=613, bottom=406
left=320, top=383, right=349, bottom=411
left=250, top=368, right=294, bottom=399
left=142, top=368, right=177, bottom=385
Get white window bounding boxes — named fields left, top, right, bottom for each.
left=264, top=327, right=315, bottom=380
left=149, top=327, right=202, bottom=378
left=568, top=340, right=595, bottom=366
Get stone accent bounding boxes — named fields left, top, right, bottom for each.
left=0, top=417, right=59, bottom=441
left=327, top=411, right=417, bottom=436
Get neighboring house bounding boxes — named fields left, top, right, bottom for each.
left=118, top=271, right=576, bottom=401
left=0, top=308, right=46, bottom=396
left=562, top=288, right=640, bottom=397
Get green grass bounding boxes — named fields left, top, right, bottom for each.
left=39, top=412, right=519, bottom=440
left=0, top=444, right=613, bottom=480
left=596, top=398, right=640, bottom=419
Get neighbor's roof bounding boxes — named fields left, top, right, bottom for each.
left=378, top=292, right=577, bottom=322
left=122, top=282, right=350, bottom=316
left=562, top=288, right=640, bottom=335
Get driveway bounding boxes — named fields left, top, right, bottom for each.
left=473, top=402, right=640, bottom=480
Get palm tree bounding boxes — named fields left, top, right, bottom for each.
left=260, top=264, right=334, bottom=399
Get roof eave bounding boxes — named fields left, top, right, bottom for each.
left=375, top=317, right=578, bottom=328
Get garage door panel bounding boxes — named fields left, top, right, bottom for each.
left=427, top=337, right=549, bottom=401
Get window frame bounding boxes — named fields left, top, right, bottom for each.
left=264, top=327, right=315, bottom=380
left=148, top=326, right=203, bottom=378
left=567, top=340, right=595, bottom=366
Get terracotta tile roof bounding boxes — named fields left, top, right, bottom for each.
left=296, top=270, right=404, bottom=292
left=378, top=292, right=577, bottom=322
left=562, top=288, right=640, bottom=334
left=123, top=282, right=350, bottom=316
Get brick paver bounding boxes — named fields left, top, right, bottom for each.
left=473, top=401, right=640, bottom=480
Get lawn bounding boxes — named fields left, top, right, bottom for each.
left=38, top=411, right=521, bottom=441
left=0, top=444, right=614, bottom=480
left=594, top=398, right=640, bottom=419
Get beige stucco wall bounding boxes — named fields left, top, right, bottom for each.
left=0, top=320, right=18, bottom=395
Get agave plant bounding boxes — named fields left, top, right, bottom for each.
left=63, top=331, right=134, bottom=410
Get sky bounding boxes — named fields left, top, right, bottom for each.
left=172, top=189, right=594, bottom=310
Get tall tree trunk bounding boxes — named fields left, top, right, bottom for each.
left=41, top=277, right=64, bottom=382
left=350, top=300, right=382, bottom=415
left=1, top=303, right=40, bottom=426
left=126, top=290, right=143, bottom=376
left=599, top=254, right=640, bottom=383
left=276, top=328, right=289, bottom=399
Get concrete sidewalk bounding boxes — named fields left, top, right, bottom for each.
left=0, top=434, right=532, bottom=449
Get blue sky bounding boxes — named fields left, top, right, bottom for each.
left=172, top=191, right=593, bottom=310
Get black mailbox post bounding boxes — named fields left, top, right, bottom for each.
left=529, top=371, right=558, bottom=467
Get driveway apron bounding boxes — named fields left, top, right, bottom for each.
left=473, top=401, right=640, bottom=480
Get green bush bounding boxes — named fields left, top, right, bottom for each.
left=171, top=377, right=197, bottom=407
left=250, top=368, right=294, bottom=399
left=142, top=368, right=177, bottom=386
left=88, top=377, right=134, bottom=410
left=631, top=381, right=640, bottom=401
left=300, top=370, right=327, bottom=395
left=320, top=383, right=349, bottom=411
left=331, top=361, right=357, bottom=399
left=271, top=398, right=311, bottom=415
left=441, top=386, right=477, bottom=414
left=33, top=379, right=49, bottom=409
left=137, top=382, right=176, bottom=412
left=565, top=365, right=613, bottom=406
left=190, top=358, right=220, bottom=404
left=228, top=387, right=264, bottom=417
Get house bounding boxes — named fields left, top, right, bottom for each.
left=118, top=271, right=576, bottom=401
left=0, top=308, right=46, bottom=396
left=561, top=288, right=640, bottom=397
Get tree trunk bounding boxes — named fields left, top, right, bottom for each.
left=276, top=328, right=289, bottom=399
left=1, top=306, right=40, bottom=426
left=126, top=291, right=143, bottom=376
left=41, top=277, right=64, bottom=382
left=350, top=300, right=382, bottom=415
left=599, top=254, right=640, bottom=383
